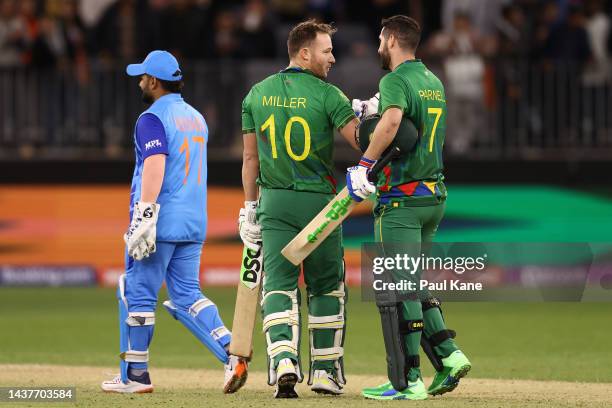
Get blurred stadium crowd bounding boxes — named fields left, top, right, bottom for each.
left=0, top=0, right=611, bottom=160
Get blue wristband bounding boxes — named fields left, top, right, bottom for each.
left=358, top=156, right=376, bottom=169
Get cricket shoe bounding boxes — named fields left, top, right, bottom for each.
left=362, top=379, right=428, bottom=400
left=428, top=350, right=472, bottom=396
left=310, top=370, right=343, bottom=395
left=274, top=358, right=299, bottom=398
left=101, top=372, right=153, bottom=394
left=223, top=355, right=249, bottom=394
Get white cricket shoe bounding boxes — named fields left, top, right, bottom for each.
left=223, top=355, right=249, bottom=394
left=101, top=374, right=153, bottom=394
left=274, top=358, right=298, bottom=398
left=311, top=369, right=344, bottom=395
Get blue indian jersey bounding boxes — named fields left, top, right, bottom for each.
left=130, top=93, right=208, bottom=242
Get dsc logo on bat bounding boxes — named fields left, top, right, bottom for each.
left=240, top=243, right=263, bottom=290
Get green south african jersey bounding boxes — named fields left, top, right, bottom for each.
left=377, top=59, right=447, bottom=204
left=242, top=68, right=355, bottom=194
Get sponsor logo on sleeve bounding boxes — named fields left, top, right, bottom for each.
left=144, top=139, right=163, bottom=150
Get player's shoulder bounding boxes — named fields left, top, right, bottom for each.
left=188, top=103, right=207, bottom=125
left=137, top=111, right=160, bottom=124
left=135, top=113, right=158, bottom=137
left=185, top=102, right=208, bottom=128
left=381, top=70, right=404, bottom=82
left=249, top=73, right=282, bottom=92
left=379, top=70, right=405, bottom=89
left=174, top=98, right=204, bottom=119
left=415, top=62, right=444, bottom=89
left=138, top=108, right=163, bottom=128
left=428, top=69, right=445, bottom=89
left=243, top=74, right=272, bottom=103
left=293, top=74, right=342, bottom=102
left=322, top=82, right=349, bottom=104
left=322, top=80, right=342, bottom=92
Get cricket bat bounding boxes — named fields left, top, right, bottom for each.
left=229, top=243, right=264, bottom=358
left=281, top=147, right=401, bottom=266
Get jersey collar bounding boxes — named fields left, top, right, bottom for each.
left=151, top=93, right=183, bottom=106
left=396, top=59, right=422, bottom=70
left=280, top=66, right=317, bottom=77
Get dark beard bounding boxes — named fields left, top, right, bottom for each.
left=142, top=91, right=154, bottom=105
left=380, top=50, right=391, bottom=71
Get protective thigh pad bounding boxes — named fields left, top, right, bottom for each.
left=307, top=282, right=346, bottom=385
left=118, top=274, right=155, bottom=383
left=377, top=301, right=422, bottom=392
left=261, top=288, right=303, bottom=385
left=163, top=298, right=230, bottom=364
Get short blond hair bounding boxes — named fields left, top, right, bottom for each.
left=287, top=19, right=337, bottom=58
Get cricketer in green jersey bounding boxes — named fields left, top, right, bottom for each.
left=346, top=16, right=472, bottom=401
left=239, top=20, right=360, bottom=398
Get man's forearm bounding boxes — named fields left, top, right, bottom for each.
left=339, top=118, right=360, bottom=151
left=242, top=133, right=259, bottom=201
left=141, top=154, right=166, bottom=202
left=242, top=156, right=259, bottom=201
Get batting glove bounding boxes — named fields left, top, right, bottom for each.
left=352, top=92, right=380, bottom=120
left=124, top=201, right=160, bottom=261
left=238, top=200, right=261, bottom=251
left=346, top=157, right=377, bottom=202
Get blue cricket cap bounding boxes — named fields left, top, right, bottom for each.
left=126, top=50, right=183, bottom=81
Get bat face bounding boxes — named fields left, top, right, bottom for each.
left=307, top=191, right=354, bottom=243
left=229, top=243, right=264, bottom=358
left=240, top=243, right=263, bottom=289
left=282, top=187, right=356, bottom=266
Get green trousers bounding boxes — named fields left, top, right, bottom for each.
left=375, top=200, right=458, bottom=381
left=259, top=188, right=345, bottom=373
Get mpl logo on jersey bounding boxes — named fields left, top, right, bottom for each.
left=144, top=139, right=162, bottom=150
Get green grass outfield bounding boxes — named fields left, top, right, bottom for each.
left=1, top=287, right=612, bottom=383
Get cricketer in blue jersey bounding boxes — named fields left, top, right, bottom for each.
left=101, top=50, right=248, bottom=395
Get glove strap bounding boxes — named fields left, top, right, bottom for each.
left=358, top=156, right=376, bottom=169
left=136, top=201, right=153, bottom=210
left=244, top=201, right=258, bottom=224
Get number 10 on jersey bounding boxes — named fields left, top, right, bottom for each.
left=260, top=114, right=311, bottom=161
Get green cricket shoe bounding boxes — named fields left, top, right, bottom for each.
left=428, top=350, right=472, bottom=396
left=362, top=379, right=428, bottom=400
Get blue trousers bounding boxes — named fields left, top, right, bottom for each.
left=124, top=241, right=205, bottom=312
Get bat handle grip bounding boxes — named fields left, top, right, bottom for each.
left=367, top=147, right=401, bottom=182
